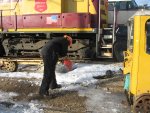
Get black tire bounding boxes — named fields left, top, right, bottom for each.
left=0, top=43, right=5, bottom=57
left=0, top=34, right=5, bottom=57
left=85, top=48, right=96, bottom=60
left=113, top=41, right=127, bottom=62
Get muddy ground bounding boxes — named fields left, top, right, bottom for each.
left=0, top=75, right=131, bottom=113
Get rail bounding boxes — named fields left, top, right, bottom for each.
left=0, top=0, right=20, bottom=11
left=0, top=0, right=19, bottom=31
left=0, top=10, right=2, bottom=31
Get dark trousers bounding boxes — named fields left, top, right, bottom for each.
left=39, top=50, right=58, bottom=94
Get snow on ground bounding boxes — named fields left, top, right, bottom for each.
left=0, top=63, right=123, bottom=113
left=0, top=91, right=43, bottom=113
left=0, top=63, right=123, bottom=86
left=79, top=88, right=129, bottom=113
left=0, top=91, right=18, bottom=102
left=57, top=63, right=122, bottom=85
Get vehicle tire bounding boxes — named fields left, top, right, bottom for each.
left=0, top=43, right=5, bottom=57
left=0, top=35, right=5, bottom=57
left=85, top=48, right=96, bottom=60
left=113, top=41, right=127, bottom=62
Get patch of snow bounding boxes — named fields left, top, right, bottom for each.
left=0, top=63, right=122, bottom=89
left=17, top=79, right=40, bottom=86
left=0, top=72, right=42, bottom=79
left=0, top=101, right=43, bottom=113
left=56, top=63, right=122, bottom=86
left=0, top=91, right=43, bottom=113
left=78, top=88, right=129, bottom=113
left=0, top=91, right=18, bottom=101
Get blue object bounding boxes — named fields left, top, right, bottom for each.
left=50, top=15, right=58, bottom=21
left=124, top=74, right=130, bottom=91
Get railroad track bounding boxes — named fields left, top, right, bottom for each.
left=0, top=56, right=116, bottom=72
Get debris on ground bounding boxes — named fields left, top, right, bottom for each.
left=0, top=62, right=131, bottom=113
left=93, top=68, right=123, bottom=79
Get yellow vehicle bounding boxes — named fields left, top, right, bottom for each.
left=124, top=10, right=150, bottom=113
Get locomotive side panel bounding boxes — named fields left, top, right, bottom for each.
left=0, top=0, right=106, bottom=31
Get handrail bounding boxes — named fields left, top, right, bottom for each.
left=0, top=10, right=2, bottom=30
left=96, top=0, right=101, bottom=56
left=0, top=0, right=19, bottom=31
left=0, top=0, right=19, bottom=11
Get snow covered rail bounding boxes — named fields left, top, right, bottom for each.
left=0, top=57, right=91, bottom=72
left=0, top=57, right=43, bottom=72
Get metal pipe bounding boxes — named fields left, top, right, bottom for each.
left=87, top=0, right=89, bottom=13
left=98, top=0, right=101, bottom=40
left=96, top=0, right=101, bottom=57
left=14, top=12, right=17, bottom=31
left=112, top=3, right=116, bottom=43
left=0, top=10, right=3, bottom=31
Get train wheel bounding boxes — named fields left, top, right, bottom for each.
left=2, top=61, right=18, bottom=72
left=133, top=94, right=150, bottom=113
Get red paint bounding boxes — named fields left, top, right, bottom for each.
left=23, top=15, right=44, bottom=27
left=34, top=0, right=47, bottom=12
left=2, top=16, right=12, bottom=29
left=0, top=13, right=92, bottom=30
left=62, top=13, right=91, bottom=28
left=23, top=14, right=61, bottom=28
left=11, top=16, right=23, bottom=28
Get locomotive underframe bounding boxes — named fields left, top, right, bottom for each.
left=0, top=32, right=97, bottom=60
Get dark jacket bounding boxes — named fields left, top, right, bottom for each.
left=41, top=37, right=69, bottom=58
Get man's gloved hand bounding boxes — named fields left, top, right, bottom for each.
left=56, top=62, right=68, bottom=73
left=59, top=56, right=67, bottom=63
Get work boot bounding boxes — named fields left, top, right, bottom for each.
left=39, top=77, right=50, bottom=96
left=49, top=78, right=62, bottom=89
left=50, top=84, right=62, bottom=89
left=39, top=90, right=49, bottom=97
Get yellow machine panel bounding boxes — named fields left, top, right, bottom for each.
left=135, top=16, right=150, bottom=95
left=124, top=10, right=150, bottom=113
left=62, top=0, right=89, bottom=13
left=130, top=16, right=150, bottom=96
